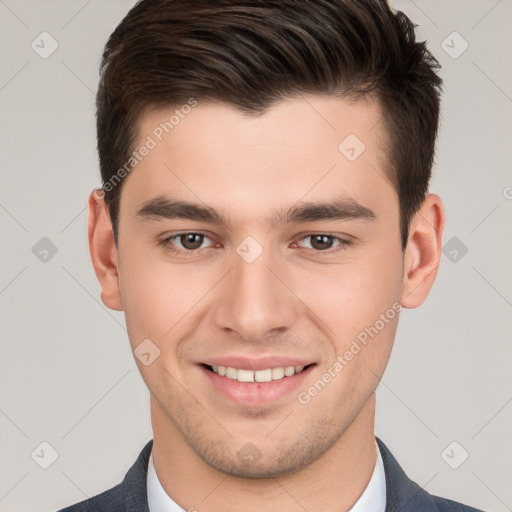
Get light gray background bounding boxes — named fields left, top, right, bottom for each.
left=0, top=1, right=511, bottom=511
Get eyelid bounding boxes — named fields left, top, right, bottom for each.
left=293, top=234, right=348, bottom=250
left=159, top=231, right=217, bottom=251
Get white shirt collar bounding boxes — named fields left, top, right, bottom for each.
left=348, top=439, right=386, bottom=512
left=147, top=439, right=386, bottom=512
left=147, top=449, right=185, bottom=512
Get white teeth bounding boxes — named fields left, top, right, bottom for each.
left=284, top=366, right=295, bottom=377
left=254, top=369, right=272, bottom=383
left=237, top=369, right=255, bottom=382
left=225, top=367, right=237, bottom=379
left=209, top=364, right=308, bottom=382
left=272, top=367, right=285, bottom=380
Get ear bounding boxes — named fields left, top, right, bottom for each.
left=88, top=189, right=123, bottom=311
left=401, top=194, right=445, bottom=309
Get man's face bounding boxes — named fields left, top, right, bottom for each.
left=115, top=94, right=403, bottom=477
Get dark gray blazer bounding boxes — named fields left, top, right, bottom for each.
left=57, top=437, right=485, bottom=511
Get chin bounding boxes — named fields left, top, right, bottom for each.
left=190, top=425, right=340, bottom=480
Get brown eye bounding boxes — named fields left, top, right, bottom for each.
left=159, top=231, right=218, bottom=255
left=309, top=235, right=335, bottom=251
left=294, top=234, right=348, bottom=255
left=179, top=233, right=204, bottom=250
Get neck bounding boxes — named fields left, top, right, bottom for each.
left=150, top=393, right=377, bottom=512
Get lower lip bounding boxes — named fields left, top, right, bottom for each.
left=200, top=365, right=314, bottom=406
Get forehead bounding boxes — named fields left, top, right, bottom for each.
left=121, top=94, right=395, bottom=225
left=137, top=93, right=388, bottom=162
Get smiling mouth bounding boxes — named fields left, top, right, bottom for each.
left=202, top=363, right=315, bottom=383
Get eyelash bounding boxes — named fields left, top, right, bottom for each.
left=158, top=231, right=351, bottom=257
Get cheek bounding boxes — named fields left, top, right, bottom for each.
left=120, top=267, right=168, bottom=343
left=118, top=251, right=219, bottom=348
left=118, top=256, right=209, bottom=390
left=300, top=243, right=403, bottom=352
left=299, top=257, right=401, bottom=414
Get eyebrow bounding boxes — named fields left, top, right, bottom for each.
left=135, top=195, right=376, bottom=227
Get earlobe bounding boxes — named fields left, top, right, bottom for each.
left=401, top=194, right=445, bottom=309
left=88, top=189, right=124, bottom=311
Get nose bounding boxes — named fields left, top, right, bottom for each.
left=212, top=246, right=297, bottom=343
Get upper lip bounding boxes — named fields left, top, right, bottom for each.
left=201, top=356, right=314, bottom=371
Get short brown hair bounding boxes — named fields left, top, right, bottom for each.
left=96, top=0, right=442, bottom=250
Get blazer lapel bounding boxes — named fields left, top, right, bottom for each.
left=121, top=439, right=153, bottom=512
left=376, top=437, right=439, bottom=512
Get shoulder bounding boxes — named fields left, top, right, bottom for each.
left=56, top=439, right=153, bottom=512
left=57, top=482, right=124, bottom=512
left=428, top=495, right=487, bottom=512
left=376, top=437, right=485, bottom=512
